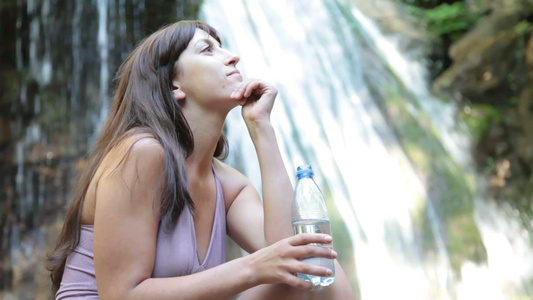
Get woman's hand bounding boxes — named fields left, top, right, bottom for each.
left=230, top=78, right=278, bottom=125
left=246, top=233, right=337, bottom=290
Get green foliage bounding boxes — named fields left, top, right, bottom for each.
left=398, top=0, right=442, bottom=8
left=459, top=104, right=503, bottom=145
left=398, top=1, right=478, bottom=41
left=485, top=156, right=495, bottom=173
left=514, top=20, right=533, bottom=35
left=424, top=3, right=477, bottom=41
left=407, top=5, right=424, bottom=17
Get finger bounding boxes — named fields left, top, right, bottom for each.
left=231, top=78, right=255, bottom=99
left=243, top=79, right=262, bottom=98
left=282, top=273, right=315, bottom=291
left=291, top=261, right=334, bottom=278
left=289, top=233, right=332, bottom=246
left=292, top=244, right=337, bottom=260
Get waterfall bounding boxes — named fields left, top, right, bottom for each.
left=97, top=0, right=110, bottom=137
left=2, top=0, right=531, bottom=297
left=1, top=0, right=150, bottom=296
left=200, top=0, right=533, bottom=299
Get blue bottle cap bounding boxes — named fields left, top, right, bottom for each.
left=296, top=165, right=314, bottom=179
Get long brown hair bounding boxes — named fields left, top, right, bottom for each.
left=47, top=20, right=227, bottom=294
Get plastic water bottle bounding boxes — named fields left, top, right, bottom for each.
left=291, top=165, right=335, bottom=286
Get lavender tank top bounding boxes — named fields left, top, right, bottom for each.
left=55, top=168, right=227, bottom=299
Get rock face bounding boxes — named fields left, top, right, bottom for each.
left=354, top=0, right=533, bottom=199
left=0, top=1, right=204, bottom=298
left=466, top=0, right=529, bottom=14
left=435, top=13, right=529, bottom=105
left=433, top=3, right=533, bottom=201
left=517, top=37, right=533, bottom=186
left=518, top=84, right=533, bottom=170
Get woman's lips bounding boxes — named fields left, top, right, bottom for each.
left=227, top=70, right=241, bottom=76
left=227, top=70, right=242, bottom=81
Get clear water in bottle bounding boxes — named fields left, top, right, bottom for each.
left=292, top=219, right=336, bottom=286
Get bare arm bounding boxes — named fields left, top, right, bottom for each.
left=227, top=81, right=357, bottom=299
left=93, top=137, right=334, bottom=300
left=248, top=120, right=293, bottom=244
left=228, top=79, right=294, bottom=248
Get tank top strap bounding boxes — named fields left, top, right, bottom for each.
left=193, top=165, right=226, bottom=271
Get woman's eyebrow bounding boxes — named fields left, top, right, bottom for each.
left=194, top=38, right=221, bottom=48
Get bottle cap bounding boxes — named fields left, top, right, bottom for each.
left=296, top=165, right=314, bottom=179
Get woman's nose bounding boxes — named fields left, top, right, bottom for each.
left=224, top=50, right=240, bottom=66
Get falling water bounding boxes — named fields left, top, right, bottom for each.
left=1, top=0, right=531, bottom=298
left=0, top=0, right=145, bottom=296
left=200, top=0, right=533, bottom=299
left=97, top=0, right=110, bottom=137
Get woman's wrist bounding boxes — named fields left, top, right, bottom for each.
left=245, top=119, right=274, bottom=140
left=240, top=252, right=262, bottom=287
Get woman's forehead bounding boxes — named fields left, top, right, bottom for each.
left=189, top=28, right=220, bottom=47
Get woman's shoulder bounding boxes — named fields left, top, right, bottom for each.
left=212, top=159, right=253, bottom=207
left=100, top=131, right=165, bottom=176
left=83, top=132, right=165, bottom=224
left=125, top=134, right=164, bottom=158
left=212, top=159, right=249, bottom=187
left=119, top=131, right=163, bottom=153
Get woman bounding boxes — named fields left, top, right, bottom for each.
left=48, top=20, right=354, bottom=299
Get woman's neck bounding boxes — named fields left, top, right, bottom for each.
left=184, top=108, right=226, bottom=175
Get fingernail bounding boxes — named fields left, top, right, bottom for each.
left=324, top=235, right=332, bottom=242
left=332, top=250, right=337, bottom=257
left=326, top=268, right=333, bottom=275
left=231, top=91, right=235, bottom=98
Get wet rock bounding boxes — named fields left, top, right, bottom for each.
left=433, top=12, right=531, bottom=105
left=517, top=81, right=533, bottom=168
left=527, top=32, right=533, bottom=77
left=0, top=0, right=205, bottom=298
left=515, top=34, right=533, bottom=182
left=466, top=0, right=532, bottom=15
left=430, top=3, right=533, bottom=206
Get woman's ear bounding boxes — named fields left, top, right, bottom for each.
left=172, top=80, right=186, bottom=101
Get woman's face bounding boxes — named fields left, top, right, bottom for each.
left=172, top=29, right=242, bottom=109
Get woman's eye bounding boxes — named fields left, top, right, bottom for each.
left=202, top=46, right=212, bottom=53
